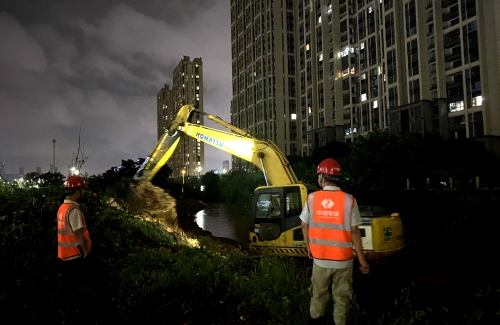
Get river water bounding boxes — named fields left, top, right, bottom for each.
left=194, top=202, right=253, bottom=247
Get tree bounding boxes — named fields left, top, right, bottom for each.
left=338, top=129, right=430, bottom=191
left=38, top=172, right=65, bottom=187
left=23, top=172, right=41, bottom=188
left=218, top=170, right=265, bottom=212
left=201, top=171, right=221, bottom=202
left=151, top=164, right=173, bottom=190
left=312, top=141, right=350, bottom=164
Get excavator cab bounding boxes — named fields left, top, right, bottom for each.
left=249, top=185, right=308, bottom=257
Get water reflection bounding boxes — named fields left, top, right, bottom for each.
left=195, top=203, right=253, bottom=247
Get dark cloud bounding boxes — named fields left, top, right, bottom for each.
left=0, top=0, right=231, bottom=176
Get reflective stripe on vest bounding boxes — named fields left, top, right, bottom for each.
left=57, top=203, right=92, bottom=259
left=308, top=190, right=354, bottom=261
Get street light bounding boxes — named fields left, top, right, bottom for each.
left=70, top=167, right=79, bottom=176
left=197, top=166, right=202, bottom=178
left=181, top=169, right=186, bottom=193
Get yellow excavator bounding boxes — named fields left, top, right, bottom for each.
left=134, top=104, right=404, bottom=258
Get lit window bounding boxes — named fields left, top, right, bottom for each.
left=308, top=106, right=312, bottom=114
left=472, top=96, right=483, bottom=107
left=369, top=6, right=373, bottom=14
left=350, top=67, right=356, bottom=74
left=318, top=16, right=322, bottom=24
left=319, top=54, right=323, bottom=61
left=306, top=44, right=310, bottom=51
left=341, top=48, right=349, bottom=57
left=291, top=113, right=297, bottom=120
left=361, top=93, right=367, bottom=101
left=361, top=73, right=366, bottom=80
left=361, top=42, right=365, bottom=50
left=373, top=100, right=378, bottom=108
left=328, top=5, right=332, bottom=14
left=449, top=101, right=464, bottom=112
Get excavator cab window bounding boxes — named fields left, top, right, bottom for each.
left=255, top=193, right=281, bottom=218
left=285, top=192, right=302, bottom=216
left=252, top=186, right=304, bottom=241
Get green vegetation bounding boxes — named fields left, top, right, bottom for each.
left=1, top=131, right=499, bottom=324
left=1, top=176, right=499, bottom=324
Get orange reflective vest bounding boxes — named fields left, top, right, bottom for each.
left=57, top=203, right=92, bottom=260
left=308, top=190, right=354, bottom=261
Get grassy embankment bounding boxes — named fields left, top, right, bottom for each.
left=0, top=183, right=499, bottom=324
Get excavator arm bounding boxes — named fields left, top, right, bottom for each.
left=135, top=104, right=299, bottom=187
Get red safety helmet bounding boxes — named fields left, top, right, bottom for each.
left=64, top=175, right=86, bottom=188
left=317, top=158, right=341, bottom=176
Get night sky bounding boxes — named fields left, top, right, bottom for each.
left=0, top=0, right=232, bottom=176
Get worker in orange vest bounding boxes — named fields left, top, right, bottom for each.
left=57, top=175, right=92, bottom=322
left=301, top=158, right=369, bottom=325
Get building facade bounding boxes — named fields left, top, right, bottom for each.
left=222, top=160, right=230, bottom=172
left=230, top=0, right=500, bottom=165
left=157, top=56, right=204, bottom=179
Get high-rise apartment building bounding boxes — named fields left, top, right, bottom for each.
left=230, top=0, right=500, bottom=164
left=222, top=160, right=230, bottom=172
left=230, top=0, right=301, bottom=171
left=157, top=85, right=174, bottom=140
left=157, top=56, right=204, bottom=178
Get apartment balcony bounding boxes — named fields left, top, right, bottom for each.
left=425, top=1, right=433, bottom=9
left=445, top=52, right=461, bottom=62
left=441, top=0, right=458, bottom=8
left=445, top=60, right=462, bottom=71
left=444, top=38, right=461, bottom=49
left=431, top=84, right=437, bottom=90
left=442, top=11, right=459, bottom=22
left=428, top=43, right=435, bottom=50
left=426, top=15, right=433, bottom=23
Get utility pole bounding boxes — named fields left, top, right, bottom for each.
left=52, top=139, right=56, bottom=173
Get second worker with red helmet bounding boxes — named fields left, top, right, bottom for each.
left=300, top=158, right=369, bottom=325
left=57, top=175, right=92, bottom=322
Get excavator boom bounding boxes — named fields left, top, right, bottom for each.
left=135, top=104, right=299, bottom=186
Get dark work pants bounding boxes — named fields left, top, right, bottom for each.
left=58, top=257, right=87, bottom=324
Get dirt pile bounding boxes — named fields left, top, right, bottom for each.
left=129, top=182, right=179, bottom=230
left=130, top=182, right=243, bottom=252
